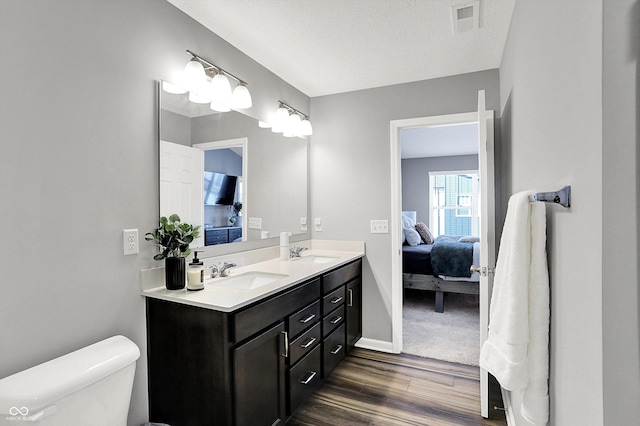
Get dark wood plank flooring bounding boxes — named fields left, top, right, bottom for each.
left=288, top=348, right=507, bottom=426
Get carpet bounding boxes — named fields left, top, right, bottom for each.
left=402, top=289, right=480, bottom=366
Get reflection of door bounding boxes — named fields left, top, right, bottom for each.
left=159, top=140, right=204, bottom=247
left=476, top=90, right=496, bottom=417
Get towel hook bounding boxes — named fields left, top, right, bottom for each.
left=528, top=185, right=571, bottom=208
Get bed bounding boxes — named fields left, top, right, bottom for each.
left=402, top=211, right=480, bottom=313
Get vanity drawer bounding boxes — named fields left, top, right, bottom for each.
left=289, top=322, right=321, bottom=365
left=228, top=227, right=242, bottom=242
left=322, top=305, right=345, bottom=337
left=289, top=345, right=322, bottom=415
left=205, top=229, right=228, bottom=245
left=323, top=324, right=346, bottom=377
left=233, top=279, right=320, bottom=343
left=322, top=259, right=362, bottom=293
left=322, top=286, right=345, bottom=315
left=288, top=301, right=320, bottom=339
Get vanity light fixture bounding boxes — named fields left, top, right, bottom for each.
left=162, top=50, right=252, bottom=110
left=271, top=101, right=313, bottom=137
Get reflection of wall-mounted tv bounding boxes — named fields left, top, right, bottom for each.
left=204, top=171, right=237, bottom=205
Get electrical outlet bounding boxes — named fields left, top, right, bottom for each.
left=314, top=218, right=323, bottom=232
left=300, top=217, right=307, bottom=231
left=248, top=217, right=262, bottom=229
left=123, top=229, right=139, bottom=255
left=370, top=220, right=389, bottom=234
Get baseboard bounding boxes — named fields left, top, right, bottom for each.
left=355, top=337, right=397, bottom=353
left=501, top=387, right=517, bottom=425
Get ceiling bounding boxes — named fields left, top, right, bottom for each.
left=166, top=0, right=515, bottom=158
left=167, top=0, right=515, bottom=97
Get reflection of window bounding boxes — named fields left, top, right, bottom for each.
left=429, top=171, right=480, bottom=237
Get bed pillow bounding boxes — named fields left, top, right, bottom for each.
left=401, top=215, right=414, bottom=229
left=405, top=228, right=422, bottom=246
left=459, top=236, right=480, bottom=243
left=415, top=222, right=434, bottom=244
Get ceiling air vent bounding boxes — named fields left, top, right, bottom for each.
left=451, top=1, right=480, bottom=33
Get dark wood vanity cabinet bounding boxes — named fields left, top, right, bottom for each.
left=146, top=258, right=362, bottom=426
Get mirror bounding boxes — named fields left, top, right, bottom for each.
left=159, top=81, right=308, bottom=254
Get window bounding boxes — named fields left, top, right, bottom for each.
left=429, top=171, right=480, bottom=237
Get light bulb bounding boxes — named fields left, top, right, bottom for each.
left=286, top=113, right=302, bottom=137
left=210, top=73, right=232, bottom=108
left=183, top=58, right=206, bottom=91
left=162, top=81, right=187, bottom=94
left=231, top=84, right=252, bottom=109
left=210, top=101, right=231, bottom=112
left=272, top=106, right=290, bottom=133
left=189, top=90, right=211, bottom=104
left=299, top=118, right=313, bottom=136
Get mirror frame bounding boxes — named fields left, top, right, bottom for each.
left=157, top=81, right=311, bottom=259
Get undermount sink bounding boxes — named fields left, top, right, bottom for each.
left=293, top=255, right=338, bottom=264
left=211, top=271, right=288, bottom=290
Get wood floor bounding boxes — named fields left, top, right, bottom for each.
left=287, top=348, right=507, bottom=426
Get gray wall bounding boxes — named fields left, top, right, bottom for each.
left=602, top=0, right=640, bottom=424
left=204, top=148, right=242, bottom=175
left=401, top=155, right=479, bottom=224
left=498, top=0, right=633, bottom=423
left=310, top=70, right=500, bottom=342
left=0, top=1, right=308, bottom=425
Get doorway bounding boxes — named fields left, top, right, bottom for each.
left=389, top=94, right=495, bottom=416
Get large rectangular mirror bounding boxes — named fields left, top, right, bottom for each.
left=159, top=81, right=308, bottom=255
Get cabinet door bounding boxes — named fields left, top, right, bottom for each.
left=346, top=278, right=362, bottom=353
left=234, top=322, right=286, bottom=426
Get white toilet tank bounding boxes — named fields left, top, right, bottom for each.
left=0, top=335, right=140, bottom=426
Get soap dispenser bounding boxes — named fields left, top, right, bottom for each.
left=187, top=251, right=204, bottom=291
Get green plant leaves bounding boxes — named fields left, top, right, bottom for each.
left=145, top=214, right=200, bottom=260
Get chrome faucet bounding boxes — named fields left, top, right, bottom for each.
left=289, top=246, right=308, bottom=258
left=210, top=261, right=237, bottom=278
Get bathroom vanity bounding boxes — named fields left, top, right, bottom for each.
left=143, top=250, right=362, bottom=426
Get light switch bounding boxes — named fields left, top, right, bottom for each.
left=300, top=217, right=308, bottom=231
left=370, top=220, right=389, bottom=234
left=248, top=217, right=262, bottom=229
left=314, top=218, right=323, bottom=232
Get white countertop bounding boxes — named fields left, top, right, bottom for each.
left=141, top=247, right=364, bottom=313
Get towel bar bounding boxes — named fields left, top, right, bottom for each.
left=528, top=185, right=571, bottom=207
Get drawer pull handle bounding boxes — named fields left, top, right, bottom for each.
left=330, top=316, right=343, bottom=325
left=300, top=337, right=317, bottom=349
left=299, top=314, right=316, bottom=324
left=348, top=289, right=353, bottom=307
left=331, top=345, right=343, bottom=355
left=330, top=296, right=343, bottom=304
left=300, top=371, right=317, bottom=385
left=281, top=331, right=289, bottom=358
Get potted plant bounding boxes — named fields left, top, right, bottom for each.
left=145, top=214, right=201, bottom=290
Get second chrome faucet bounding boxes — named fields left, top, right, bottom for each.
left=210, top=261, right=237, bottom=278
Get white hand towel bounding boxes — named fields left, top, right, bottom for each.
left=479, top=191, right=549, bottom=425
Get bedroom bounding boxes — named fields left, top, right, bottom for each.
left=400, top=121, right=482, bottom=366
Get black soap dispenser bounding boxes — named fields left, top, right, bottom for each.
left=187, top=251, right=204, bottom=291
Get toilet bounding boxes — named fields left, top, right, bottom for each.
left=0, top=335, right=140, bottom=426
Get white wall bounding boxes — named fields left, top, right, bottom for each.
left=499, top=0, right=604, bottom=424
left=0, top=1, right=308, bottom=425
left=602, top=0, right=640, bottom=424
left=310, top=70, right=500, bottom=342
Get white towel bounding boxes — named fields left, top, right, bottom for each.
left=479, top=191, right=549, bottom=425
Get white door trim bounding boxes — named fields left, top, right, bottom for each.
left=193, top=138, right=248, bottom=241
left=389, top=112, right=479, bottom=354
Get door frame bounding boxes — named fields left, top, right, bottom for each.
left=389, top=111, right=480, bottom=354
